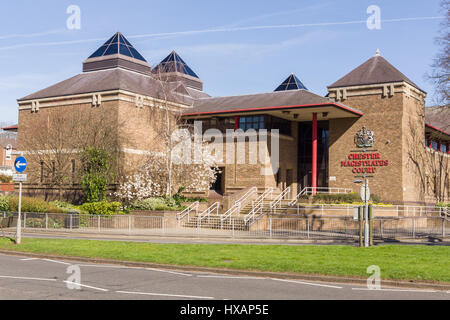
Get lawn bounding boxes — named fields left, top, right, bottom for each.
left=0, top=237, right=449, bottom=283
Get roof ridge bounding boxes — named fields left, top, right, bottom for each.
left=197, top=88, right=314, bottom=101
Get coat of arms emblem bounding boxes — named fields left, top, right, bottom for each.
left=354, top=126, right=375, bottom=148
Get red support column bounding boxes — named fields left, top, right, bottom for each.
left=312, top=113, right=317, bottom=196
left=437, top=141, right=441, bottom=152
left=234, top=116, right=239, bottom=131
left=447, top=143, right=450, bottom=154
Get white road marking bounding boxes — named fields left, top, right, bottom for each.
left=76, top=264, right=192, bottom=276
left=116, top=290, right=214, bottom=299
left=77, top=264, right=143, bottom=270
left=197, top=274, right=261, bottom=280
left=20, top=258, right=40, bottom=261
left=63, top=281, right=109, bottom=292
left=351, top=288, right=437, bottom=293
left=0, top=275, right=57, bottom=282
left=271, top=278, right=343, bottom=289
left=145, top=268, right=192, bottom=277
left=42, top=259, right=71, bottom=265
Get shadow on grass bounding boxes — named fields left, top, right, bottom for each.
left=1, top=236, right=17, bottom=244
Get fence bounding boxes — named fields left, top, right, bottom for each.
left=1, top=211, right=448, bottom=241
left=274, top=204, right=448, bottom=217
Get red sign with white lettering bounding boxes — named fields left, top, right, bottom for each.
left=341, top=152, right=389, bottom=174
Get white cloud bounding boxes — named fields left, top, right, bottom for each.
left=144, top=29, right=342, bottom=60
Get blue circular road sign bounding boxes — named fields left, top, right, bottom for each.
left=14, top=156, right=27, bottom=173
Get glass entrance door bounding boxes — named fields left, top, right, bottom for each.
left=297, top=121, right=329, bottom=192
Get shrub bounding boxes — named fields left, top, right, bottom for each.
left=0, top=175, right=12, bottom=183
left=312, top=193, right=383, bottom=204
left=81, top=148, right=111, bottom=203
left=130, top=197, right=183, bottom=211
left=6, top=196, right=64, bottom=213
left=0, top=195, right=10, bottom=212
left=25, top=218, right=46, bottom=228
left=52, top=200, right=78, bottom=212
left=313, top=193, right=361, bottom=204
left=370, top=194, right=381, bottom=204
left=79, top=201, right=123, bottom=215
left=436, top=202, right=450, bottom=209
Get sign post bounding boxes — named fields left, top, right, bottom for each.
left=360, top=179, right=370, bottom=247
left=13, top=155, right=27, bottom=245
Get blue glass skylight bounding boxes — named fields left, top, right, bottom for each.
left=88, top=32, right=147, bottom=62
left=274, top=74, right=308, bottom=91
left=155, top=51, right=199, bottom=78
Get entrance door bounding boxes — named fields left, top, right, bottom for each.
left=297, top=121, right=329, bottom=190
left=210, top=167, right=224, bottom=195
left=286, top=169, right=293, bottom=190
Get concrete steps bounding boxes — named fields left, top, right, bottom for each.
left=179, top=188, right=294, bottom=230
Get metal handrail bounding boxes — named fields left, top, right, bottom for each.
left=244, top=187, right=274, bottom=224
left=220, top=186, right=257, bottom=223
left=252, top=187, right=274, bottom=209
left=235, top=186, right=257, bottom=206
left=270, top=186, right=291, bottom=210
left=221, top=202, right=241, bottom=223
left=197, top=202, right=220, bottom=221
left=439, top=207, right=450, bottom=220
left=177, top=201, right=199, bottom=222
left=244, top=205, right=263, bottom=225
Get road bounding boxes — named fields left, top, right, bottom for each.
left=0, top=253, right=448, bottom=300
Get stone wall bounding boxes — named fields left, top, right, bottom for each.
left=328, top=91, right=405, bottom=203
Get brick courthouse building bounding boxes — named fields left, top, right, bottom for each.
left=16, top=33, right=450, bottom=205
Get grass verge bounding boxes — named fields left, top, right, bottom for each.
left=0, top=237, right=449, bottom=283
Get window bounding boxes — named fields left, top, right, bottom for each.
left=51, top=161, right=55, bottom=182
left=187, top=115, right=293, bottom=135
left=268, top=116, right=291, bottom=136
left=239, top=116, right=265, bottom=131
left=187, top=117, right=236, bottom=133
left=222, top=117, right=236, bottom=130
left=276, top=169, right=281, bottom=187
left=431, top=141, right=438, bottom=150
left=72, top=160, right=76, bottom=185
left=40, top=161, right=44, bottom=183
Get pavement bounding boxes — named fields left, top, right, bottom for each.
left=6, top=230, right=450, bottom=246
left=0, top=252, right=449, bottom=300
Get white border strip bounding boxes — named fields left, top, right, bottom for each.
left=0, top=275, right=57, bottom=282
left=351, top=288, right=437, bottom=293
left=197, top=275, right=266, bottom=280
left=272, top=278, right=343, bottom=289
left=115, top=290, right=214, bottom=299
left=63, top=281, right=109, bottom=292
left=42, top=259, right=71, bottom=265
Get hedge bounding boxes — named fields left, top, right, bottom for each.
left=0, top=195, right=64, bottom=213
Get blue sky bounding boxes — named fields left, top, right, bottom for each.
left=0, top=0, right=445, bottom=123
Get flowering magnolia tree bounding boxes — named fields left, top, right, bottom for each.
left=115, top=132, right=220, bottom=202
